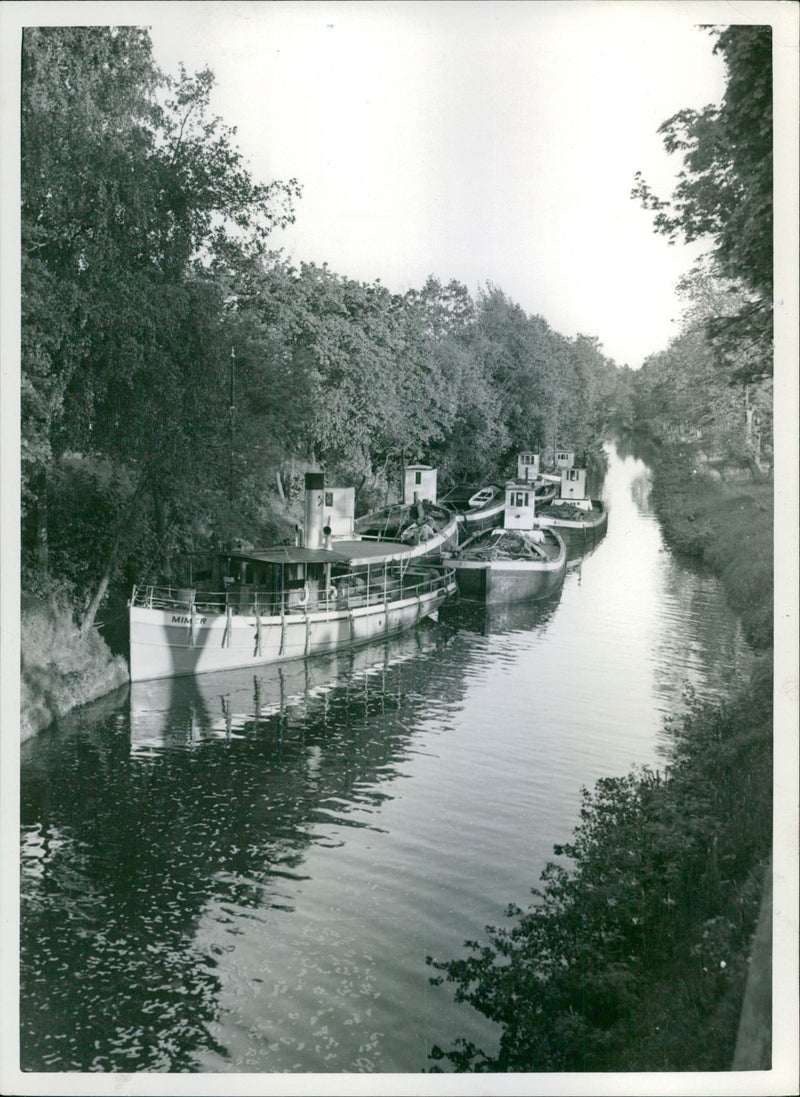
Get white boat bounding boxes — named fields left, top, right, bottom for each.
left=467, top=485, right=500, bottom=509
left=348, top=463, right=459, bottom=560
left=129, top=474, right=457, bottom=682
left=349, top=499, right=459, bottom=560
left=534, top=465, right=609, bottom=548
left=441, top=455, right=557, bottom=537
left=443, top=479, right=566, bottom=603
left=440, top=483, right=506, bottom=536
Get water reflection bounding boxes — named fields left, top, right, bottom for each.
left=20, top=441, right=754, bottom=1074
left=21, top=625, right=477, bottom=1071
left=439, top=587, right=563, bottom=637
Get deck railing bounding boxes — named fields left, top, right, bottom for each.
left=131, top=566, right=455, bottom=617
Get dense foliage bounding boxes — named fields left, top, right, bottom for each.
left=630, top=284, right=773, bottom=475
left=427, top=664, right=772, bottom=1071
left=632, top=25, right=773, bottom=380
left=629, top=24, right=774, bottom=478
left=21, top=27, right=619, bottom=626
left=427, top=24, right=774, bottom=1073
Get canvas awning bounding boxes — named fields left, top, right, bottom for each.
left=227, top=547, right=350, bottom=565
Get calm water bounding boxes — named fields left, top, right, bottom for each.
left=20, top=442, right=753, bottom=1073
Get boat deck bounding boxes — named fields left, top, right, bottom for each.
left=331, top=538, right=432, bottom=565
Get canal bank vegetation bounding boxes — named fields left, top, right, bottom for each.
left=20, top=588, right=129, bottom=741
left=429, top=24, right=775, bottom=1073
left=428, top=664, right=772, bottom=1072
left=20, top=27, right=619, bottom=733
left=647, top=448, right=773, bottom=651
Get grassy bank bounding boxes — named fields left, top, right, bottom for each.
left=20, top=593, right=129, bottom=741
left=428, top=440, right=774, bottom=1072
left=428, top=664, right=773, bottom=1072
left=648, top=445, right=773, bottom=650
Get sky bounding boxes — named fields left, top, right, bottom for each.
left=140, top=0, right=739, bottom=369
left=3, top=0, right=791, bottom=369
left=0, top=6, right=798, bottom=1094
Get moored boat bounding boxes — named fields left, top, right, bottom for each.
left=350, top=499, right=459, bottom=559
left=440, top=483, right=506, bottom=536
left=440, top=452, right=559, bottom=538
left=349, top=463, right=459, bottom=560
left=129, top=473, right=457, bottom=682
left=514, top=450, right=559, bottom=504
left=443, top=479, right=566, bottom=603
left=534, top=464, right=609, bottom=549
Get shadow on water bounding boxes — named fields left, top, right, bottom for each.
left=438, top=587, right=564, bottom=638
left=20, top=623, right=474, bottom=1072
left=20, top=441, right=755, bottom=1073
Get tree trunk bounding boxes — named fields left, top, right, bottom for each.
left=744, top=385, right=755, bottom=451
left=80, top=472, right=149, bottom=636
left=275, top=469, right=286, bottom=501
left=743, top=385, right=764, bottom=479
left=152, top=487, right=171, bottom=580
left=80, top=526, right=126, bottom=637
left=34, top=469, right=49, bottom=578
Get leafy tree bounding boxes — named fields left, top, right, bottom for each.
left=21, top=27, right=299, bottom=624
left=633, top=265, right=773, bottom=471
left=632, top=26, right=772, bottom=379
left=473, top=287, right=559, bottom=461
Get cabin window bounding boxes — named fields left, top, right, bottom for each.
left=415, top=471, right=422, bottom=485
left=325, top=491, right=334, bottom=506
left=568, top=469, right=579, bottom=481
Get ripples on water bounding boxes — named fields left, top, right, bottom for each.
left=20, top=443, right=753, bottom=1073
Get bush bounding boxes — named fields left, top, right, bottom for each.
left=20, top=591, right=129, bottom=739
left=427, top=670, right=772, bottom=1072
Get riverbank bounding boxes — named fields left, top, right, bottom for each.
left=648, top=444, right=776, bottom=1067
left=647, top=443, right=773, bottom=651
left=430, top=438, right=775, bottom=1072
left=430, top=660, right=774, bottom=1074
left=20, top=593, right=129, bottom=741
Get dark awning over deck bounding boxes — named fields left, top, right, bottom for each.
left=227, top=547, right=350, bottom=565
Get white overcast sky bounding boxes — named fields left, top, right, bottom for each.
left=144, top=0, right=739, bottom=369
left=1, top=0, right=795, bottom=372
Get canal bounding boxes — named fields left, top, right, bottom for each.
left=19, top=440, right=753, bottom=1072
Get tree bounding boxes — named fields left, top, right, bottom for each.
left=21, top=27, right=300, bottom=626
left=632, top=26, right=772, bottom=380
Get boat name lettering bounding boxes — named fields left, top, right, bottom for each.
left=171, top=614, right=207, bottom=624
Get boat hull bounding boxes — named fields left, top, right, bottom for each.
left=339, top=514, right=459, bottom=564
left=459, top=500, right=506, bottom=535
left=129, top=579, right=456, bottom=682
left=333, top=515, right=458, bottom=565
left=535, top=502, right=608, bottom=552
left=448, top=556, right=566, bottom=603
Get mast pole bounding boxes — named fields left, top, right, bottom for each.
left=227, top=346, right=235, bottom=553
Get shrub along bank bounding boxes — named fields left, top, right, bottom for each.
left=20, top=592, right=129, bottom=741
left=648, top=443, right=773, bottom=651
left=428, top=442, right=774, bottom=1072
left=428, top=671, right=772, bottom=1072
